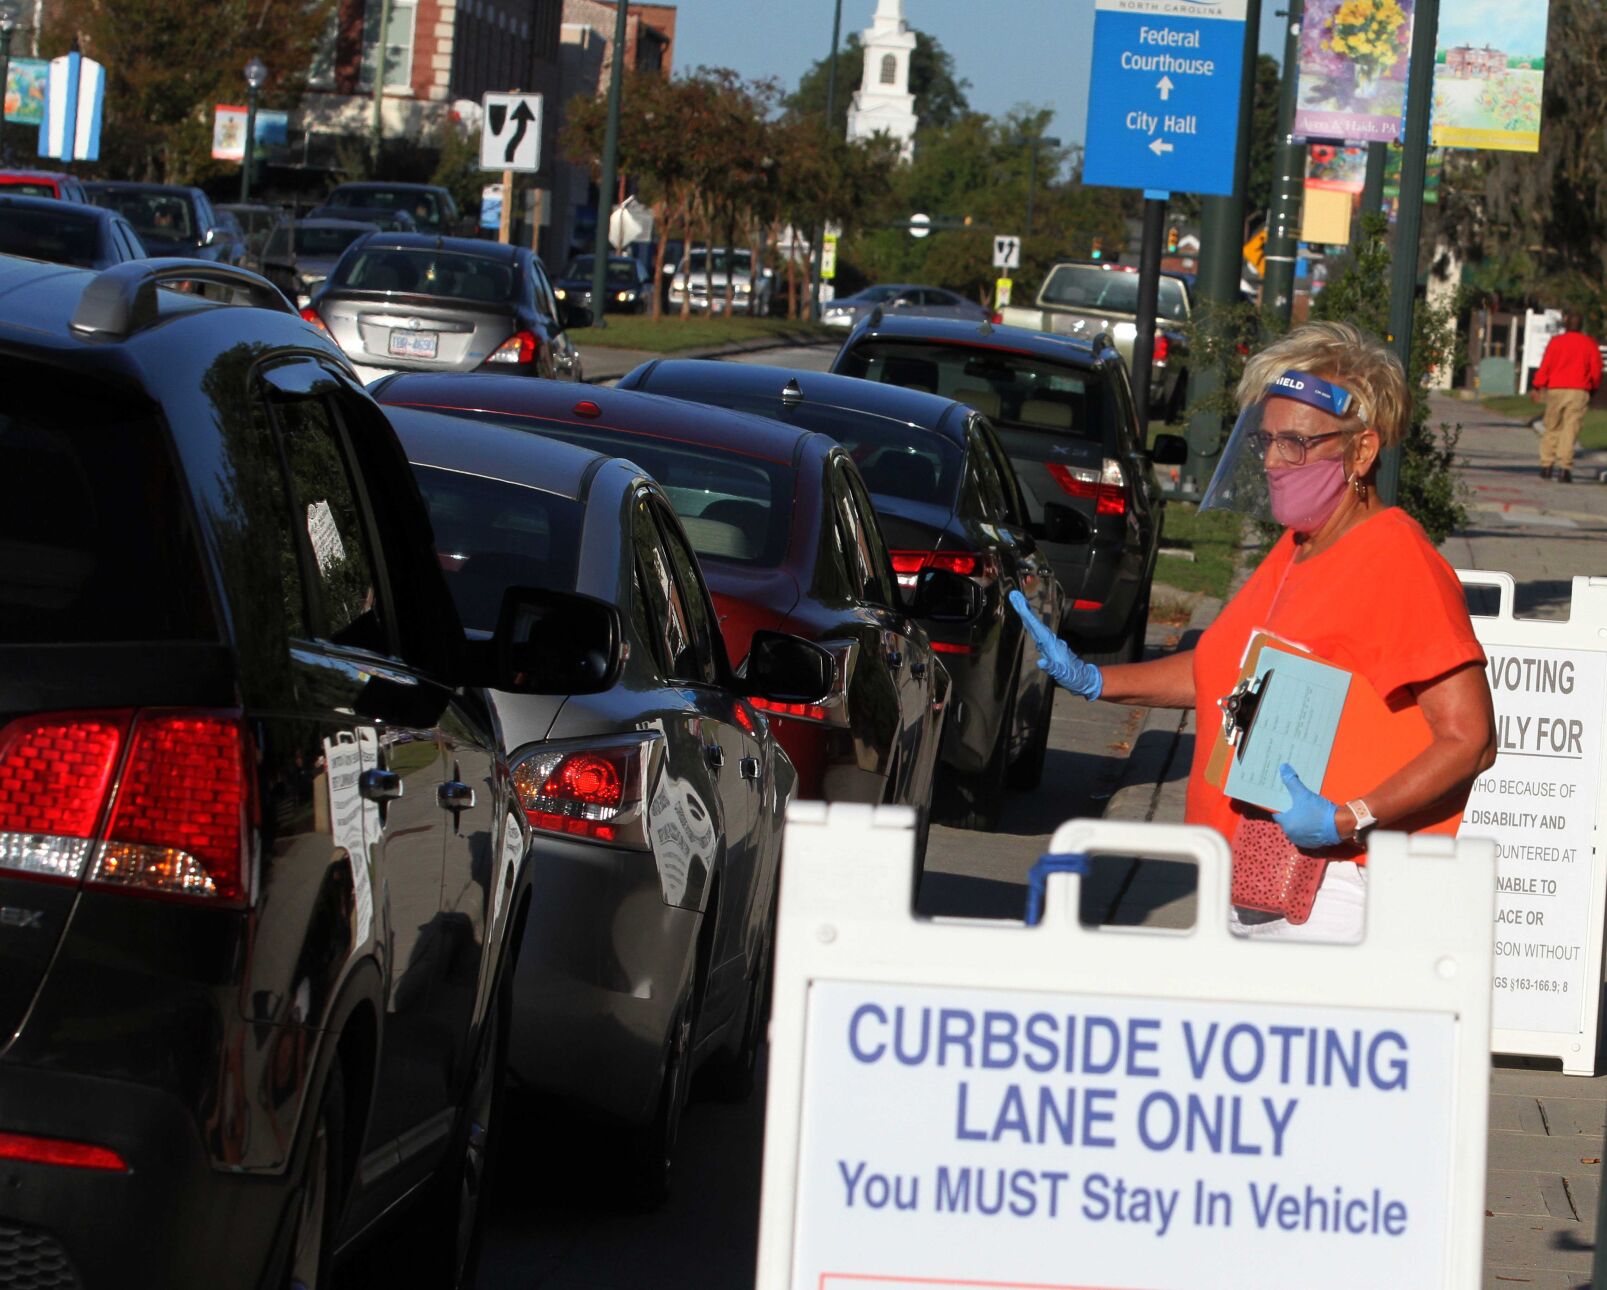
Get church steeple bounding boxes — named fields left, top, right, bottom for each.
left=846, top=0, right=918, bottom=161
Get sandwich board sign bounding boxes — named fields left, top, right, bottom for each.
left=757, top=805, right=1495, bottom=1289
left=1458, top=570, right=1607, bottom=1075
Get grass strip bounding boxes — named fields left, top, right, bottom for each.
left=1481, top=395, right=1607, bottom=452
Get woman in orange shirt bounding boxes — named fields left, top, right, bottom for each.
left=1012, top=321, right=1497, bottom=942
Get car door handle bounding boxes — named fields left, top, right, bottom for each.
left=437, top=781, right=475, bottom=810
left=886, top=649, right=903, bottom=671
left=358, top=769, right=403, bottom=802
left=739, top=756, right=761, bottom=781
left=705, top=743, right=725, bottom=770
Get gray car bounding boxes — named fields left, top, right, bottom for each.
left=305, top=232, right=585, bottom=383
left=260, top=216, right=378, bottom=307
left=385, top=403, right=830, bottom=1202
left=822, top=283, right=991, bottom=329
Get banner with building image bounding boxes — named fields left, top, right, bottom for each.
left=1431, top=0, right=1547, bottom=152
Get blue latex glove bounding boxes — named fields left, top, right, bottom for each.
left=1272, top=764, right=1341, bottom=849
left=1008, top=590, right=1102, bottom=700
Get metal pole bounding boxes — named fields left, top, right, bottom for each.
left=369, top=0, right=393, bottom=173
left=1261, top=0, right=1304, bottom=321
left=241, top=84, right=259, bottom=203
left=809, top=0, right=843, bottom=321
left=0, top=21, right=14, bottom=166
left=1378, top=0, right=1439, bottom=505
left=1132, top=196, right=1168, bottom=432
left=1359, top=140, right=1387, bottom=224
left=590, top=0, right=630, bottom=330
left=1025, top=140, right=1038, bottom=239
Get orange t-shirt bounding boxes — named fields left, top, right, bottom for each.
left=1186, top=507, right=1486, bottom=856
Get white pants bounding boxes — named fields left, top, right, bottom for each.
left=1230, top=861, right=1367, bottom=944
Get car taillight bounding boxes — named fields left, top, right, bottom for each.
left=510, top=735, right=655, bottom=848
left=0, top=1132, right=128, bottom=1173
left=1045, top=458, right=1128, bottom=517
left=485, top=330, right=540, bottom=365
left=888, top=549, right=995, bottom=590
left=989, top=311, right=1003, bottom=325
left=91, top=713, right=252, bottom=906
left=0, top=712, right=127, bottom=882
left=1153, top=334, right=1170, bottom=365
left=747, top=641, right=853, bottom=727
left=299, top=306, right=330, bottom=336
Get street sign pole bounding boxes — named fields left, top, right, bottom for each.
left=1379, top=0, right=1440, bottom=506
left=589, top=0, right=629, bottom=331
left=498, top=167, right=513, bottom=245
left=1261, top=0, right=1304, bottom=322
left=1132, top=194, right=1168, bottom=432
left=1358, top=140, right=1387, bottom=234
left=810, top=0, right=844, bottom=322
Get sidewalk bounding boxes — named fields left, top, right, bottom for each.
left=1095, top=395, right=1607, bottom=1287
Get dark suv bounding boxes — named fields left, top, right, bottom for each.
left=0, top=257, right=556, bottom=1287
left=83, top=181, right=244, bottom=266
left=832, top=314, right=1187, bottom=660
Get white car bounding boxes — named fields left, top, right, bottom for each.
left=668, top=246, right=771, bottom=315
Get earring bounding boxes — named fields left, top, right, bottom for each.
left=1352, top=475, right=1369, bottom=503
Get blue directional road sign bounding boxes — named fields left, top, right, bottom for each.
left=1082, top=0, right=1247, bottom=197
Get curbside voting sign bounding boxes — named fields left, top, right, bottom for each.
left=1458, top=571, right=1607, bottom=1074
left=757, top=806, right=1496, bottom=1289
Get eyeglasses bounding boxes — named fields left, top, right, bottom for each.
left=1246, top=429, right=1351, bottom=466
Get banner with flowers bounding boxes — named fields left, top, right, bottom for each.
left=1294, top=0, right=1415, bottom=143
left=1431, top=0, right=1546, bottom=153
left=3, top=58, right=47, bottom=127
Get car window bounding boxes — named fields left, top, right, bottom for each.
left=631, top=495, right=694, bottom=680
left=331, top=187, right=444, bottom=232
left=963, top=425, right=1011, bottom=524
left=0, top=361, right=216, bottom=644
left=93, top=189, right=196, bottom=245
left=267, top=224, right=368, bottom=259
left=831, top=460, right=894, bottom=608
left=841, top=464, right=899, bottom=606
left=0, top=208, right=102, bottom=266
left=272, top=399, right=388, bottom=652
left=411, top=465, right=585, bottom=632
left=652, top=502, right=721, bottom=687
left=977, top=420, right=1027, bottom=527
left=332, top=247, right=513, bottom=302
left=530, top=258, right=560, bottom=320
left=1038, top=265, right=1189, bottom=322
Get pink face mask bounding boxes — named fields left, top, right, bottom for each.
left=1266, top=456, right=1349, bottom=531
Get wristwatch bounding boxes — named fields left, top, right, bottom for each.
left=1346, top=798, right=1378, bottom=842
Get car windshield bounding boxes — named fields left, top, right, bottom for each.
left=0, top=358, right=217, bottom=643
left=329, top=187, right=446, bottom=231
left=836, top=341, right=1116, bottom=443
left=265, top=224, right=369, bottom=259
left=1039, top=265, right=1189, bottom=322
left=331, top=248, right=515, bottom=302
left=0, top=180, right=58, bottom=197
left=685, top=249, right=751, bottom=276
left=92, top=190, right=195, bottom=245
left=411, top=465, right=585, bottom=632
left=564, top=256, right=639, bottom=284
left=854, top=285, right=906, bottom=304
left=0, top=208, right=101, bottom=267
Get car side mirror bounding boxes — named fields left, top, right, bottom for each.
left=203, top=226, right=222, bottom=246
left=1031, top=501, right=1092, bottom=545
left=559, top=300, right=593, bottom=331
left=1148, top=433, right=1188, bottom=465
left=484, top=586, right=623, bottom=695
left=903, top=567, right=986, bottom=623
left=744, top=630, right=833, bottom=704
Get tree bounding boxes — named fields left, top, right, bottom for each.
left=50, top=0, right=334, bottom=183
left=785, top=30, right=970, bottom=135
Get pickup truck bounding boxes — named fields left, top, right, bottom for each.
left=1000, top=259, right=1191, bottom=421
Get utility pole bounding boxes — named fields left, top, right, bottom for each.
left=1184, top=0, right=1262, bottom=485
left=809, top=0, right=844, bottom=321
left=368, top=0, right=392, bottom=173
left=1357, top=140, right=1387, bottom=232
left=1379, top=0, right=1440, bottom=505
left=590, top=0, right=630, bottom=330
left=1131, top=196, right=1168, bottom=431
left=1261, top=0, right=1304, bottom=322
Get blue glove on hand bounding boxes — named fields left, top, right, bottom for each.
left=1008, top=590, right=1102, bottom=700
left=1272, top=764, right=1341, bottom=849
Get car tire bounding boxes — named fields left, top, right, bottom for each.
left=621, top=986, right=696, bottom=1207
left=941, top=686, right=1014, bottom=832
left=405, top=977, right=507, bottom=1289
left=287, top=1060, right=345, bottom=1290
left=1006, top=684, right=1053, bottom=791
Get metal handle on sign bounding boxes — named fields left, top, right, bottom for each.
left=1024, top=852, right=1089, bottom=926
left=437, top=781, right=475, bottom=810
left=358, top=769, right=403, bottom=802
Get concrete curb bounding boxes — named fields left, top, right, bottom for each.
left=580, top=331, right=834, bottom=384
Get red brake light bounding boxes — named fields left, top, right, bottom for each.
left=889, top=551, right=928, bottom=576
left=989, top=311, right=1003, bottom=325
left=573, top=400, right=602, bottom=418
left=0, top=712, right=127, bottom=882
left=1045, top=461, right=1127, bottom=517
left=888, top=549, right=983, bottom=579
left=485, top=330, right=540, bottom=365
left=750, top=697, right=831, bottom=724
left=512, top=738, right=652, bottom=848
left=299, top=306, right=330, bottom=336
left=1153, top=335, right=1170, bottom=365
left=931, top=641, right=974, bottom=655
left=542, top=754, right=623, bottom=809
left=92, top=713, right=252, bottom=906
left=0, top=1132, right=128, bottom=1173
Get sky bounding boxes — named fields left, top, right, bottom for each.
left=671, top=0, right=1296, bottom=147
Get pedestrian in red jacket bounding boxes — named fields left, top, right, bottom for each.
left=1531, top=312, right=1602, bottom=482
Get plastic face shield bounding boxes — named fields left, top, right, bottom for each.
left=1198, top=370, right=1356, bottom=522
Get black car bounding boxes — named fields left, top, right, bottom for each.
left=216, top=200, right=283, bottom=267
left=830, top=314, right=1188, bottom=660
left=0, top=193, right=147, bottom=268
left=83, top=181, right=244, bottom=265
left=617, top=360, right=1065, bottom=831
left=555, top=253, right=653, bottom=315
left=0, top=254, right=573, bottom=1287
left=308, top=203, right=419, bottom=233
left=321, top=182, right=460, bottom=234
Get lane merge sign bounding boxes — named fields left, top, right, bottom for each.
left=1081, top=0, right=1248, bottom=197
left=992, top=235, right=1021, bottom=270
left=480, top=92, right=543, bottom=173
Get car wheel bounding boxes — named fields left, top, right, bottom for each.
left=1006, top=683, right=1053, bottom=791
left=407, top=980, right=507, bottom=1288
left=941, top=686, right=1014, bottom=832
left=622, top=987, right=695, bottom=1207
left=287, top=1061, right=345, bottom=1290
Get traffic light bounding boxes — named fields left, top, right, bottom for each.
left=1166, top=226, right=1180, bottom=254
left=1091, top=236, right=1103, bottom=261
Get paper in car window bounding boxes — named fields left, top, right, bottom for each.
left=1223, top=645, right=1352, bottom=812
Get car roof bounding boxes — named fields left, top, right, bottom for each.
left=624, top=359, right=974, bottom=442
left=0, top=193, right=107, bottom=220
left=844, top=313, right=1111, bottom=365
left=348, top=233, right=519, bottom=260
left=373, top=371, right=821, bottom=469
left=385, top=404, right=608, bottom=501
left=83, top=180, right=202, bottom=196
left=331, top=181, right=446, bottom=194
left=284, top=218, right=378, bottom=231
left=0, top=169, right=77, bottom=181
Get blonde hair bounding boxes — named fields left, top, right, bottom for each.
left=1237, top=320, right=1408, bottom=448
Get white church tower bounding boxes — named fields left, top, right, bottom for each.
left=846, top=0, right=918, bottom=161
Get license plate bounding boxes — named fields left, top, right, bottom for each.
left=388, top=330, right=438, bottom=359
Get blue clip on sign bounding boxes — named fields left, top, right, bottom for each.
left=1024, top=851, right=1089, bottom=926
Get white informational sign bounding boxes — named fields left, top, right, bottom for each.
left=820, top=233, right=838, bottom=281
left=322, top=731, right=374, bottom=945
left=991, top=234, right=1020, bottom=270
left=305, top=499, right=346, bottom=573
left=211, top=105, right=290, bottom=162
left=1458, top=571, right=1607, bottom=1073
left=479, top=183, right=503, bottom=233
left=995, top=276, right=1012, bottom=308
left=1520, top=308, right=1563, bottom=393
left=757, top=807, right=1496, bottom=1289
left=480, top=91, right=542, bottom=173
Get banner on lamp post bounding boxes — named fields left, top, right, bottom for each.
left=1293, top=0, right=1415, bottom=144
left=4, top=58, right=48, bottom=126
left=1430, top=1, right=1547, bottom=154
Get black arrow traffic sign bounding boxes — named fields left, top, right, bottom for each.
left=504, top=101, right=535, bottom=164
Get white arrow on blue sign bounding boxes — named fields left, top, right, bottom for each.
left=1081, top=0, right=1248, bottom=198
